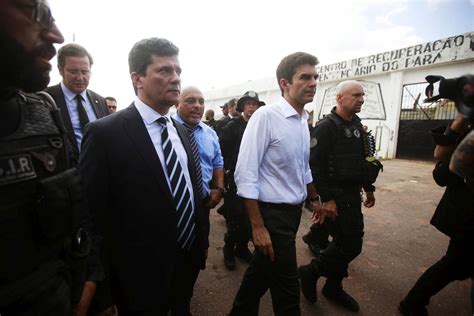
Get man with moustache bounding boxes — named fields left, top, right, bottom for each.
left=172, top=85, right=225, bottom=312
left=173, top=88, right=225, bottom=302
left=79, top=38, right=209, bottom=315
left=0, top=0, right=96, bottom=314
left=46, top=43, right=108, bottom=156
left=173, top=86, right=225, bottom=212
left=229, top=52, right=321, bottom=316
left=299, top=80, right=377, bottom=313
left=219, top=90, right=265, bottom=270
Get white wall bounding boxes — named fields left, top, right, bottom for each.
left=204, top=32, right=474, bottom=158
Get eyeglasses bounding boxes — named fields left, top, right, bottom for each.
left=65, top=68, right=92, bottom=76
left=33, top=1, right=55, bottom=29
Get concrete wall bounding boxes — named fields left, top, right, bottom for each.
left=204, top=32, right=474, bottom=159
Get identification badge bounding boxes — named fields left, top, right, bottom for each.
left=0, top=154, right=37, bottom=186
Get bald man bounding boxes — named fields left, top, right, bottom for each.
left=173, top=86, right=225, bottom=209
left=172, top=86, right=225, bottom=311
left=299, top=80, right=379, bottom=313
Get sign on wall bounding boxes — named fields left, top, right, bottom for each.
left=316, top=32, right=474, bottom=83
left=319, top=80, right=386, bottom=120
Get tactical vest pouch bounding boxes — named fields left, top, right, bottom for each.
left=36, top=168, right=82, bottom=240
left=365, top=159, right=383, bottom=184
left=331, top=153, right=364, bottom=182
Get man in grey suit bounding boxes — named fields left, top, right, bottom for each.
left=45, top=43, right=108, bottom=156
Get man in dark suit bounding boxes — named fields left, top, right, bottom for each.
left=45, top=43, right=108, bottom=156
left=45, top=43, right=112, bottom=316
left=79, top=37, right=209, bottom=315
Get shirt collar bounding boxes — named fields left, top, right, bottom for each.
left=278, top=97, right=308, bottom=121
left=172, top=113, right=204, bottom=130
left=61, top=81, right=87, bottom=102
left=134, top=97, right=171, bottom=125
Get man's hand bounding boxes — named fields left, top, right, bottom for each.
left=323, top=200, right=338, bottom=221
left=73, top=281, right=96, bottom=316
left=311, top=199, right=325, bottom=224
left=364, top=191, right=375, bottom=208
left=251, top=225, right=274, bottom=262
left=206, top=189, right=222, bottom=209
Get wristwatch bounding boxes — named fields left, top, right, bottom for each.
left=216, top=187, right=227, bottom=195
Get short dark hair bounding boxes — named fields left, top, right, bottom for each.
left=128, top=38, right=179, bottom=76
left=105, top=96, right=117, bottom=103
left=276, top=52, right=319, bottom=95
left=228, top=98, right=238, bottom=108
left=57, top=43, right=93, bottom=69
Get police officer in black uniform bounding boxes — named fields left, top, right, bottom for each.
left=219, top=91, right=264, bottom=270
left=399, top=114, right=474, bottom=316
left=0, top=1, right=96, bottom=314
left=299, top=80, right=380, bottom=313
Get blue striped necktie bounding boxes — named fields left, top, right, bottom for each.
left=157, top=117, right=195, bottom=250
left=183, top=123, right=206, bottom=200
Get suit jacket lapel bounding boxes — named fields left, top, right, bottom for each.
left=87, top=90, right=106, bottom=119
left=49, top=84, right=79, bottom=152
left=122, top=103, right=174, bottom=204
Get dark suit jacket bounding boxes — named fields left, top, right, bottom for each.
left=78, top=103, right=209, bottom=312
left=214, top=115, right=231, bottom=137
left=45, top=84, right=109, bottom=155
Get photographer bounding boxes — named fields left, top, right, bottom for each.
left=399, top=111, right=474, bottom=314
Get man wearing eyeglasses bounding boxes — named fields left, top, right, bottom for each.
left=0, top=0, right=98, bottom=315
left=45, top=43, right=108, bottom=157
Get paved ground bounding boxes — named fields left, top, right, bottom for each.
left=191, top=159, right=472, bottom=315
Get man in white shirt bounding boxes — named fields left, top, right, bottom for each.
left=229, top=52, right=321, bottom=316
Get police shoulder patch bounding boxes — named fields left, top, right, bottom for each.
left=310, top=137, right=318, bottom=148
left=0, top=154, right=37, bottom=186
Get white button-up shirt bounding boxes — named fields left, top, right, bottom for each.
left=235, top=97, right=313, bottom=205
left=134, top=98, right=194, bottom=203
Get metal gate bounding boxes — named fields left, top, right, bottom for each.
left=396, top=82, right=457, bottom=160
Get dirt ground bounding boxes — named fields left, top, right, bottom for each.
left=191, top=159, right=472, bottom=315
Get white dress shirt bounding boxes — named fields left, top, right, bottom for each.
left=235, top=97, right=313, bottom=205
left=134, top=98, right=194, bottom=203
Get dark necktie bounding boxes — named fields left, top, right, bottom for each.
left=157, top=117, right=195, bottom=250
left=183, top=123, right=206, bottom=200
left=75, top=94, right=89, bottom=130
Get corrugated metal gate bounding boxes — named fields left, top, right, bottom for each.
left=396, top=82, right=456, bottom=160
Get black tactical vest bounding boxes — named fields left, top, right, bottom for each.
left=326, top=113, right=366, bottom=184
left=0, top=92, right=74, bottom=283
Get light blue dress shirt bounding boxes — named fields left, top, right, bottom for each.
left=235, top=97, right=313, bottom=205
left=61, top=82, right=98, bottom=150
left=134, top=99, right=194, bottom=205
left=173, top=114, right=224, bottom=195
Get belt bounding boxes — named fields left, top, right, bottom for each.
left=258, top=201, right=303, bottom=212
